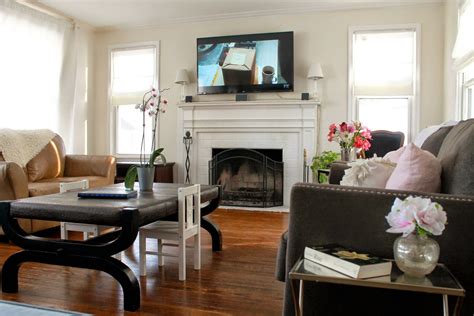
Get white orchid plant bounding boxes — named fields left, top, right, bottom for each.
left=385, top=196, right=447, bottom=237
left=124, top=87, right=169, bottom=190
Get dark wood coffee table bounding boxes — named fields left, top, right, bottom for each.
left=0, top=183, right=221, bottom=312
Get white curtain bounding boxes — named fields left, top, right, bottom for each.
left=452, top=0, right=474, bottom=67
left=0, top=0, right=86, bottom=153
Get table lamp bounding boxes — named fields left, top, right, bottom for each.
left=307, top=63, right=324, bottom=101
left=174, top=69, right=189, bottom=102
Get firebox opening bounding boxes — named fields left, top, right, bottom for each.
left=209, top=148, right=284, bottom=208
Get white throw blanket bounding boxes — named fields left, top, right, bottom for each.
left=0, top=129, right=56, bottom=167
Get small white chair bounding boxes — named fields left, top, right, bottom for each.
left=139, top=184, right=201, bottom=281
left=59, top=180, right=121, bottom=260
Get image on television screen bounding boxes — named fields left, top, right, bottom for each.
left=197, top=32, right=293, bottom=94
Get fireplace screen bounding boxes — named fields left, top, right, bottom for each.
left=209, top=148, right=283, bottom=207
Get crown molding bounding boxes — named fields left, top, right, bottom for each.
left=95, top=1, right=444, bottom=33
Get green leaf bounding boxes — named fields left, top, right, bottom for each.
left=149, top=148, right=166, bottom=166
left=124, top=165, right=137, bottom=190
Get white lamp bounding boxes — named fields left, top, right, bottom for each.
left=174, top=69, right=189, bottom=101
left=307, top=63, right=324, bottom=100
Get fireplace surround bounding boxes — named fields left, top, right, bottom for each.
left=177, top=100, right=320, bottom=207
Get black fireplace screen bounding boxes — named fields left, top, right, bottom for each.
left=209, top=148, right=283, bottom=207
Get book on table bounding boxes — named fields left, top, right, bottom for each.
left=77, top=188, right=138, bottom=199
left=304, top=244, right=392, bottom=279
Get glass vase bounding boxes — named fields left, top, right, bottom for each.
left=393, top=233, right=439, bottom=278
left=137, top=166, right=155, bottom=192
left=340, top=147, right=355, bottom=162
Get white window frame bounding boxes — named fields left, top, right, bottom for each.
left=107, top=41, right=160, bottom=160
left=348, top=24, right=421, bottom=142
left=457, top=64, right=474, bottom=119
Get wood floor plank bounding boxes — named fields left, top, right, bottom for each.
left=0, top=209, right=288, bottom=315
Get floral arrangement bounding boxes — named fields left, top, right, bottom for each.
left=124, top=87, right=169, bottom=190
left=386, top=196, right=447, bottom=237
left=327, top=121, right=372, bottom=151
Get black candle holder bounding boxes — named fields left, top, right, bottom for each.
left=183, top=131, right=193, bottom=183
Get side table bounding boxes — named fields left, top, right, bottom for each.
left=289, top=258, right=465, bottom=316
left=115, top=162, right=175, bottom=184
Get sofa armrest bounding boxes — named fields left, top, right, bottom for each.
left=0, top=161, right=29, bottom=200
left=328, top=161, right=350, bottom=184
left=64, top=155, right=116, bottom=183
left=283, top=182, right=474, bottom=314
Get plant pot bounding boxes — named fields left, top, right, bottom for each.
left=393, top=233, right=439, bottom=278
left=137, top=166, right=155, bottom=192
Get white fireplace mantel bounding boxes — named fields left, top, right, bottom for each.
left=176, top=100, right=320, bottom=207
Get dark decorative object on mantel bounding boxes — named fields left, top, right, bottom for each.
left=185, top=95, right=192, bottom=103
left=183, top=131, right=193, bottom=183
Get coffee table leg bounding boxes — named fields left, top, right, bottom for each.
left=2, top=250, right=140, bottom=311
left=290, top=278, right=302, bottom=316
left=201, top=216, right=222, bottom=251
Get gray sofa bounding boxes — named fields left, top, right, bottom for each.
left=276, top=118, right=474, bottom=315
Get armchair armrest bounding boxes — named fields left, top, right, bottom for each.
left=64, top=155, right=116, bottom=183
left=284, top=182, right=474, bottom=315
left=328, top=161, right=350, bottom=184
left=0, top=161, right=29, bottom=200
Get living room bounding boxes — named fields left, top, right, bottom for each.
left=0, top=0, right=473, bottom=315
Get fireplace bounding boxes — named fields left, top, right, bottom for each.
left=209, top=148, right=283, bottom=207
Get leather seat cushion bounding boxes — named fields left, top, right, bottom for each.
left=28, top=176, right=111, bottom=197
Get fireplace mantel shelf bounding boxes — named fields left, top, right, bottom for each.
left=177, top=99, right=320, bottom=108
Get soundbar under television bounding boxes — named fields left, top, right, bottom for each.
left=197, top=31, right=294, bottom=95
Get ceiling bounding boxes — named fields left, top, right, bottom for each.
left=33, top=0, right=444, bottom=30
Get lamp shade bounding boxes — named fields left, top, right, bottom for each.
left=175, top=69, right=189, bottom=84
left=307, top=63, right=324, bottom=80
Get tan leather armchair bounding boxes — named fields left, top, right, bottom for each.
left=0, top=134, right=116, bottom=234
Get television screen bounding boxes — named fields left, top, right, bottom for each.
left=197, top=32, right=294, bottom=95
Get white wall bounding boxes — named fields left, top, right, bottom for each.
left=92, top=4, right=445, bottom=162
left=443, top=0, right=459, bottom=120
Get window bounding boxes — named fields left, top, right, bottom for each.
left=349, top=26, right=419, bottom=142
left=0, top=1, right=70, bottom=130
left=459, top=62, right=474, bottom=119
left=453, top=0, right=474, bottom=119
left=109, top=44, right=158, bottom=156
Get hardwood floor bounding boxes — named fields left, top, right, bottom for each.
left=0, top=209, right=288, bottom=315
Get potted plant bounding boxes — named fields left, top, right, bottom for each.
left=124, top=87, right=168, bottom=191
left=310, top=151, right=340, bottom=183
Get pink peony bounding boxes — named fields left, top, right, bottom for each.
left=339, top=122, right=348, bottom=132
left=386, top=196, right=447, bottom=237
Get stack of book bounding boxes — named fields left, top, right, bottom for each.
left=304, top=244, right=392, bottom=279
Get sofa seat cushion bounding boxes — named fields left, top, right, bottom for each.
left=276, top=231, right=288, bottom=282
left=28, top=176, right=111, bottom=197
left=436, top=119, right=474, bottom=195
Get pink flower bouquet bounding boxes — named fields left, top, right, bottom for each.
left=386, top=196, right=447, bottom=237
left=327, top=121, right=372, bottom=151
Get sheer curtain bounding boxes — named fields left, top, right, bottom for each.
left=0, top=0, right=85, bottom=153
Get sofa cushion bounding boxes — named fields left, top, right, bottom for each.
left=385, top=143, right=441, bottom=193
left=436, top=119, right=474, bottom=195
left=27, top=135, right=66, bottom=182
left=421, top=126, right=454, bottom=157
left=28, top=176, right=111, bottom=197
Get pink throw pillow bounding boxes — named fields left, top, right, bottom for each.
left=384, top=146, right=405, bottom=164
left=385, top=143, right=441, bottom=193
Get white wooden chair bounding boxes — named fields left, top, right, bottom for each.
left=139, top=184, right=201, bottom=281
left=59, top=180, right=121, bottom=260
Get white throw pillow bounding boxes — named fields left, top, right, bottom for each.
left=413, top=120, right=458, bottom=147
left=340, top=157, right=396, bottom=188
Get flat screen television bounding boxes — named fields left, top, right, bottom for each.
left=197, top=31, right=294, bottom=95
